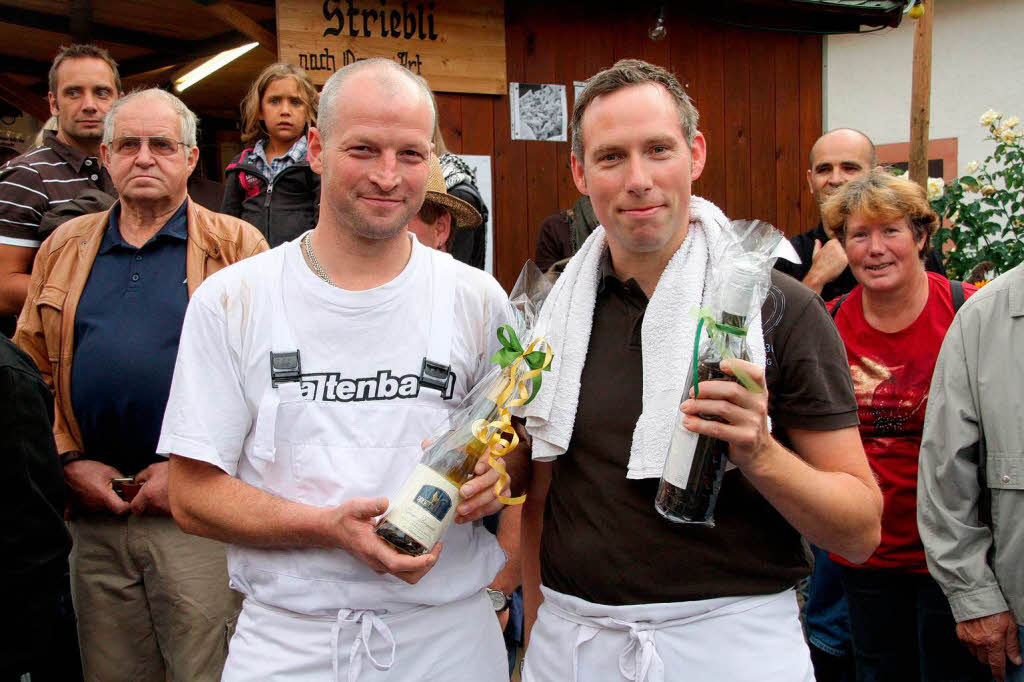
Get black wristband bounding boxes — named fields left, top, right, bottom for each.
left=60, top=450, right=84, bottom=467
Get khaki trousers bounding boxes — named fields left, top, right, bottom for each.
left=69, top=514, right=241, bottom=682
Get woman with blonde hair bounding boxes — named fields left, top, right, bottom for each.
left=821, top=170, right=987, bottom=681
left=221, top=62, right=320, bottom=246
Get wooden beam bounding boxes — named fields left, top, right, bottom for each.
left=909, top=0, right=933, bottom=189
left=0, top=7, right=206, bottom=53
left=117, top=31, right=253, bottom=78
left=70, top=0, right=93, bottom=43
left=0, top=54, right=54, bottom=78
left=0, top=79, right=50, bottom=122
left=195, top=1, right=277, bottom=54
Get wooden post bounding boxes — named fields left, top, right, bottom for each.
left=909, top=0, right=933, bottom=189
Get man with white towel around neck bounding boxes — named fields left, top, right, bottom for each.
left=515, top=59, right=883, bottom=682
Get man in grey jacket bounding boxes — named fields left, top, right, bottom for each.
left=919, top=262, right=1024, bottom=682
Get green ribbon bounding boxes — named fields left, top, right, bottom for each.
left=489, top=324, right=553, bottom=405
left=690, top=306, right=763, bottom=398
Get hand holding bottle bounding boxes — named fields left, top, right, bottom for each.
left=454, top=453, right=512, bottom=524
left=329, top=496, right=442, bottom=584
left=679, top=358, right=772, bottom=472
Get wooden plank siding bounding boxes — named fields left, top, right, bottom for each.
left=431, top=2, right=823, bottom=291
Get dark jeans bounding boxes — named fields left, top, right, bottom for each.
left=804, top=545, right=855, bottom=681
left=839, top=566, right=989, bottom=682
left=810, top=643, right=857, bottom=682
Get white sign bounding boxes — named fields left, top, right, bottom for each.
left=510, top=83, right=567, bottom=142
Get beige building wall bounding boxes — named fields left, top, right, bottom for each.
left=825, top=0, right=1024, bottom=176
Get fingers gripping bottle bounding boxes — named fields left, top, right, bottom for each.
left=655, top=263, right=760, bottom=526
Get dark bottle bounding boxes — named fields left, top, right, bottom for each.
left=655, top=264, right=759, bottom=526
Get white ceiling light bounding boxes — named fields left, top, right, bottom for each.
left=174, top=42, right=259, bottom=92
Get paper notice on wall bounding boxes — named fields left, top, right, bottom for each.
left=573, top=80, right=588, bottom=103
left=510, top=83, right=567, bottom=142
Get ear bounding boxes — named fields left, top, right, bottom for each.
left=689, top=132, right=707, bottom=181
left=48, top=92, right=58, bottom=118
left=100, top=143, right=110, bottom=167
left=570, top=151, right=588, bottom=195
left=186, top=145, right=200, bottom=175
left=307, top=127, right=324, bottom=175
left=435, top=210, right=452, bottom=250
left=915, top=225, right=927, bottom=254
left=806, top=168, right=815, bottom=197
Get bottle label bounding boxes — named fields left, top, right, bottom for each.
left=663, top=421, right=698, bottom=489
left=383, top=464, right=461, bottom=549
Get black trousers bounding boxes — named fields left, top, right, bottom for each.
left=839, top=566, right=988, bottom=682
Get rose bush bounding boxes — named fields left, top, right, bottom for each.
left=929, top=110, right=1024, bottom=280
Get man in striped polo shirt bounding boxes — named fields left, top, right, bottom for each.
left=0, top=44, right=120, bottom=336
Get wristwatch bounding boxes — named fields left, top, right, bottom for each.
left=486, top=588, right=510, bottom=613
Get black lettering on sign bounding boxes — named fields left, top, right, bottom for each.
left=396, top=51, right=422, bottom=74
left=319, top=0, right=438, bottom=41
left=299, top=48, right=337, bottom=72
left=361, top=8, right=377, bottom=37
left=346, top=0, right=359, bottom=36
left=322, top=0, right=343, bottom=37
left=342, top=49, right=365, bottom=66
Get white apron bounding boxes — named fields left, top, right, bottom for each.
left=223, top=243, right=506, bottom=679
left=523, top=586, right=814, bottom=682
left=223, top=590, right=508, bottom=682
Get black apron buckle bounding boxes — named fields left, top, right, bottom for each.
left=420, top=357, right=452, bottom=393
left=270, top=351, right=302, bottom=387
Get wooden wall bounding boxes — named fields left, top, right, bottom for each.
left=435, top=2, right=823, bottom=291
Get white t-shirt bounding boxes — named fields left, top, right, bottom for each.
left=158, top=234, right=510, bottom=615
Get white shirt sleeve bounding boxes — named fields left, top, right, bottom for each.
left=157, top=280, right=253, bottom=477
left=469, top=273, right=513, bottom=388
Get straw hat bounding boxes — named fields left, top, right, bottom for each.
left=423, top=154, right=482, bottom=229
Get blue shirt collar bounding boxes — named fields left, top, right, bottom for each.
left=252, top=136, right=308, bottom=173
left=100, top=200, right=189, bottom=254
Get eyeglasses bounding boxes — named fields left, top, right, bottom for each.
left=110, top=136, right=188, bottom=157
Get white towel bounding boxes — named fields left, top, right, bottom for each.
left=519, top=196, right=767, bottom=480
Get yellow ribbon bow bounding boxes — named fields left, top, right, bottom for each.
left=471, top=328, right=554, bottom=505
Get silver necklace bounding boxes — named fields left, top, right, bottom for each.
left=302, top=232, right=333, bottom=286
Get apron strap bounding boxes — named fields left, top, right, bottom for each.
left=571, top=624, right=600, bottom=682
left=252, top=246, right=302, bottom=464
left=331, top=609, right=396, bottom=682
left=419, top=248, right=457, bottom=394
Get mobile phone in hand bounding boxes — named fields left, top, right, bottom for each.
left=111, top=477, right=142, bottom=502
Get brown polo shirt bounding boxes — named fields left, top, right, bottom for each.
left=0, top=130, right=115, bottom=249
left=539, top=252, right=859, bottom=605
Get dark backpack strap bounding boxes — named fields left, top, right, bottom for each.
left=950, top=279, right=966, bottom=313
left=830, top=291, right=851, bottom=319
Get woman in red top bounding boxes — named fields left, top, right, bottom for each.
left=821, top=171, right=987, bottom=681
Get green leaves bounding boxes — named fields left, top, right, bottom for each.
left=930, top=115, right=1024, bottom=280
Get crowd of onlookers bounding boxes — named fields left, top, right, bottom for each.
left=1, top=43, right=1021, bottom=682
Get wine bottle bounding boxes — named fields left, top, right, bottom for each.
left=376, top=382, right=505, bottom=556
left=655, top=264, right=759, bottom=526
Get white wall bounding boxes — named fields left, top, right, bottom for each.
left=825, top=0, right=1024, bottom=174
